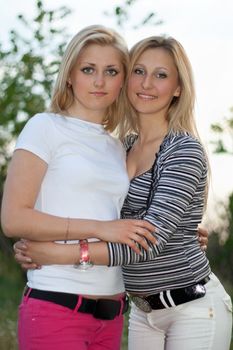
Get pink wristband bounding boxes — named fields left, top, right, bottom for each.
left=75, top=239, right=93, bottom=270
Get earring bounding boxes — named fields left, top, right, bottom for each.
left=67, top=81, right=72, bottom=88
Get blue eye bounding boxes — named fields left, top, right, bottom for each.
left=106, top=69, right=119, bottom=76
left=134, top=68, right=145, bottom=75
left=156, top=72, right=167, bottom=79
left=81, top=67, right=94, bottom=74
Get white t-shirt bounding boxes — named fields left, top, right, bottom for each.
left=15, top=112, right=129, bottom=295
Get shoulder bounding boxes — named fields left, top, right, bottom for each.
left=166, top=132, right=206, bottom=155
left=162, top=132, right=208, bottom=173
left=20, top=112, right=61, bottom=139
left=26, top=112, right=56, bottom=128
left=15, top=112, right=58, bottom=163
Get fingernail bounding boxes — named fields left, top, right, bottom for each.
left=26, top=258, right=32, bottom=262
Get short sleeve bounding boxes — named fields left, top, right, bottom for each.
left=15, top=113, right=54, bottom=164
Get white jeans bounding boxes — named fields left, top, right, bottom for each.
left=128, top=273, right=232, bottom=350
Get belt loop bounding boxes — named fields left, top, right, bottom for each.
left=119, top=297, right=124, bottom=316
left=24, top=287, right=32, bottom=302
left=73, top=295, right=82, bottom=313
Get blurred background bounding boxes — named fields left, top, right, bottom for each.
left=0, top=0, right=232, bottom=348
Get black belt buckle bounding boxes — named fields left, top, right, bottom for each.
left=93, top=296, right=129, bottom=320
left=93, top=299, right=120, bottom=320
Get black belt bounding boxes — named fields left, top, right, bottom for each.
left=24, top=287, right=129, bottom=320
left=130, top=276, right=210, bottom=313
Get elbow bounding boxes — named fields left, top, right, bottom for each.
left=1, top=221, right=18, bottom=238
left=1, top=212, right=19, bottom=238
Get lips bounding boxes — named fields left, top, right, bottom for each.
left=136, top=93, right=158, bottom=100
left=90, top=92, right=107, bottom=97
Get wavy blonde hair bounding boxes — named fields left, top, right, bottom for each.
left=49, top=25, right=129, bottom=132
left=118, top=35, right=200, bottom=139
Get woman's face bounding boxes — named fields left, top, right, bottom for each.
left=127, top=47, right=180, bottom=119
left=68, top=44, right=124, bottom=121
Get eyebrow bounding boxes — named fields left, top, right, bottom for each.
left=134, top=63, right=169, bottom=70
left=81, top=62, right=120, bottom=68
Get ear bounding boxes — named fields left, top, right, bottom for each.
left=174, top=85, right=181, bottom=97
left=67, top=78, right=72, bottom=88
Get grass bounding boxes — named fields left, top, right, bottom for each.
left=0, top=250, right=26, bottom=350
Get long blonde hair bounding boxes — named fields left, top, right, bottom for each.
left=118, top=35, right=210, bottom=204
left=118, top=35, right=200, bottom=140
left=49, top=25, right=129, bottom=132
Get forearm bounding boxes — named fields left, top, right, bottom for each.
left=2, top=207, right=100, bottom=241
left=22, top=240, right=109, bottom=266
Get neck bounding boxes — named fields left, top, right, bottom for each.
left=66, top=104, right=105, bottom=125
left=137, top=114, right=168, bottom=145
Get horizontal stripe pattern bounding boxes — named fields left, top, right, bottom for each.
left=107, top=132, right=211, bottom=294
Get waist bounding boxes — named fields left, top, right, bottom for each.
left=130, top=276, right=210, bottom=312
left=27, top=264, right=125, bottom=295
left=24, top=287, right=129, bottom=320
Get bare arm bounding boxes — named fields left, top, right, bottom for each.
left=14, top=240, right=109, bottom=267
left=1, top=150, right=100, bottom=241
left=14, top=223, right=208, bottom=269
left=1, top=150, right=156, bottom=250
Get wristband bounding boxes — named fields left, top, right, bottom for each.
left=74, top=239, right=93, bottom=270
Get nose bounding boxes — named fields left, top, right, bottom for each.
left=94, top=73, right=105, bottom=88
left=141, top=74, right=154, bottom=90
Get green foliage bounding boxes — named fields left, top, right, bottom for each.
left=0, top=0, right=70, bottom=186
left=0, top=0, right=232, bottom=347
left=0, top=250, right=26, bottom=349
left=210, top=107, right=233, bottom=154
left=104, top=0, right=163, bottom=29
left=207, top=193, right=233, bottom=287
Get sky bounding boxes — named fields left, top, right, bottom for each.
left=1, top=0, right=233, bottom=225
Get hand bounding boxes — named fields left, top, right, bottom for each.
left=197, top=226, right=208, bottom=251
left=97, top=219, right=157, bottom=254
left=13, top=239, right=59, bottom=267
left=14, top=239, right=40, bottom=270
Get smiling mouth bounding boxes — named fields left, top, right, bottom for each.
left=136, top=93, right=158, bottom=100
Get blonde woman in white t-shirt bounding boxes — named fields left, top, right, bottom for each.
left=1, top=25, right=156, bottom=350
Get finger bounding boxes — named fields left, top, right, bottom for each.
left=136, top=220, right=157, bottom=233
left=197, top=226, right=208, bottom=237
left=21, top=263, right=40, bottom=270
left=198, top=236, right=208, bottom=246
left=201, top=237, right=208, bottom=245
left=201, top=245, right=207, bottom=252
left=14, top=247, right=27, bottom=256
left=126, top=240, right=141, bottom=255
left=13, top=241, right=27, bottom=251
left=134, top=228, right=157, bottom=244
left=131, top=234, right=149, bottom=251
left=15, top=253, right=32, bottom=264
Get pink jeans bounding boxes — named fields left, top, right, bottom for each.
left=18, top=295, right=124, bottom=350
